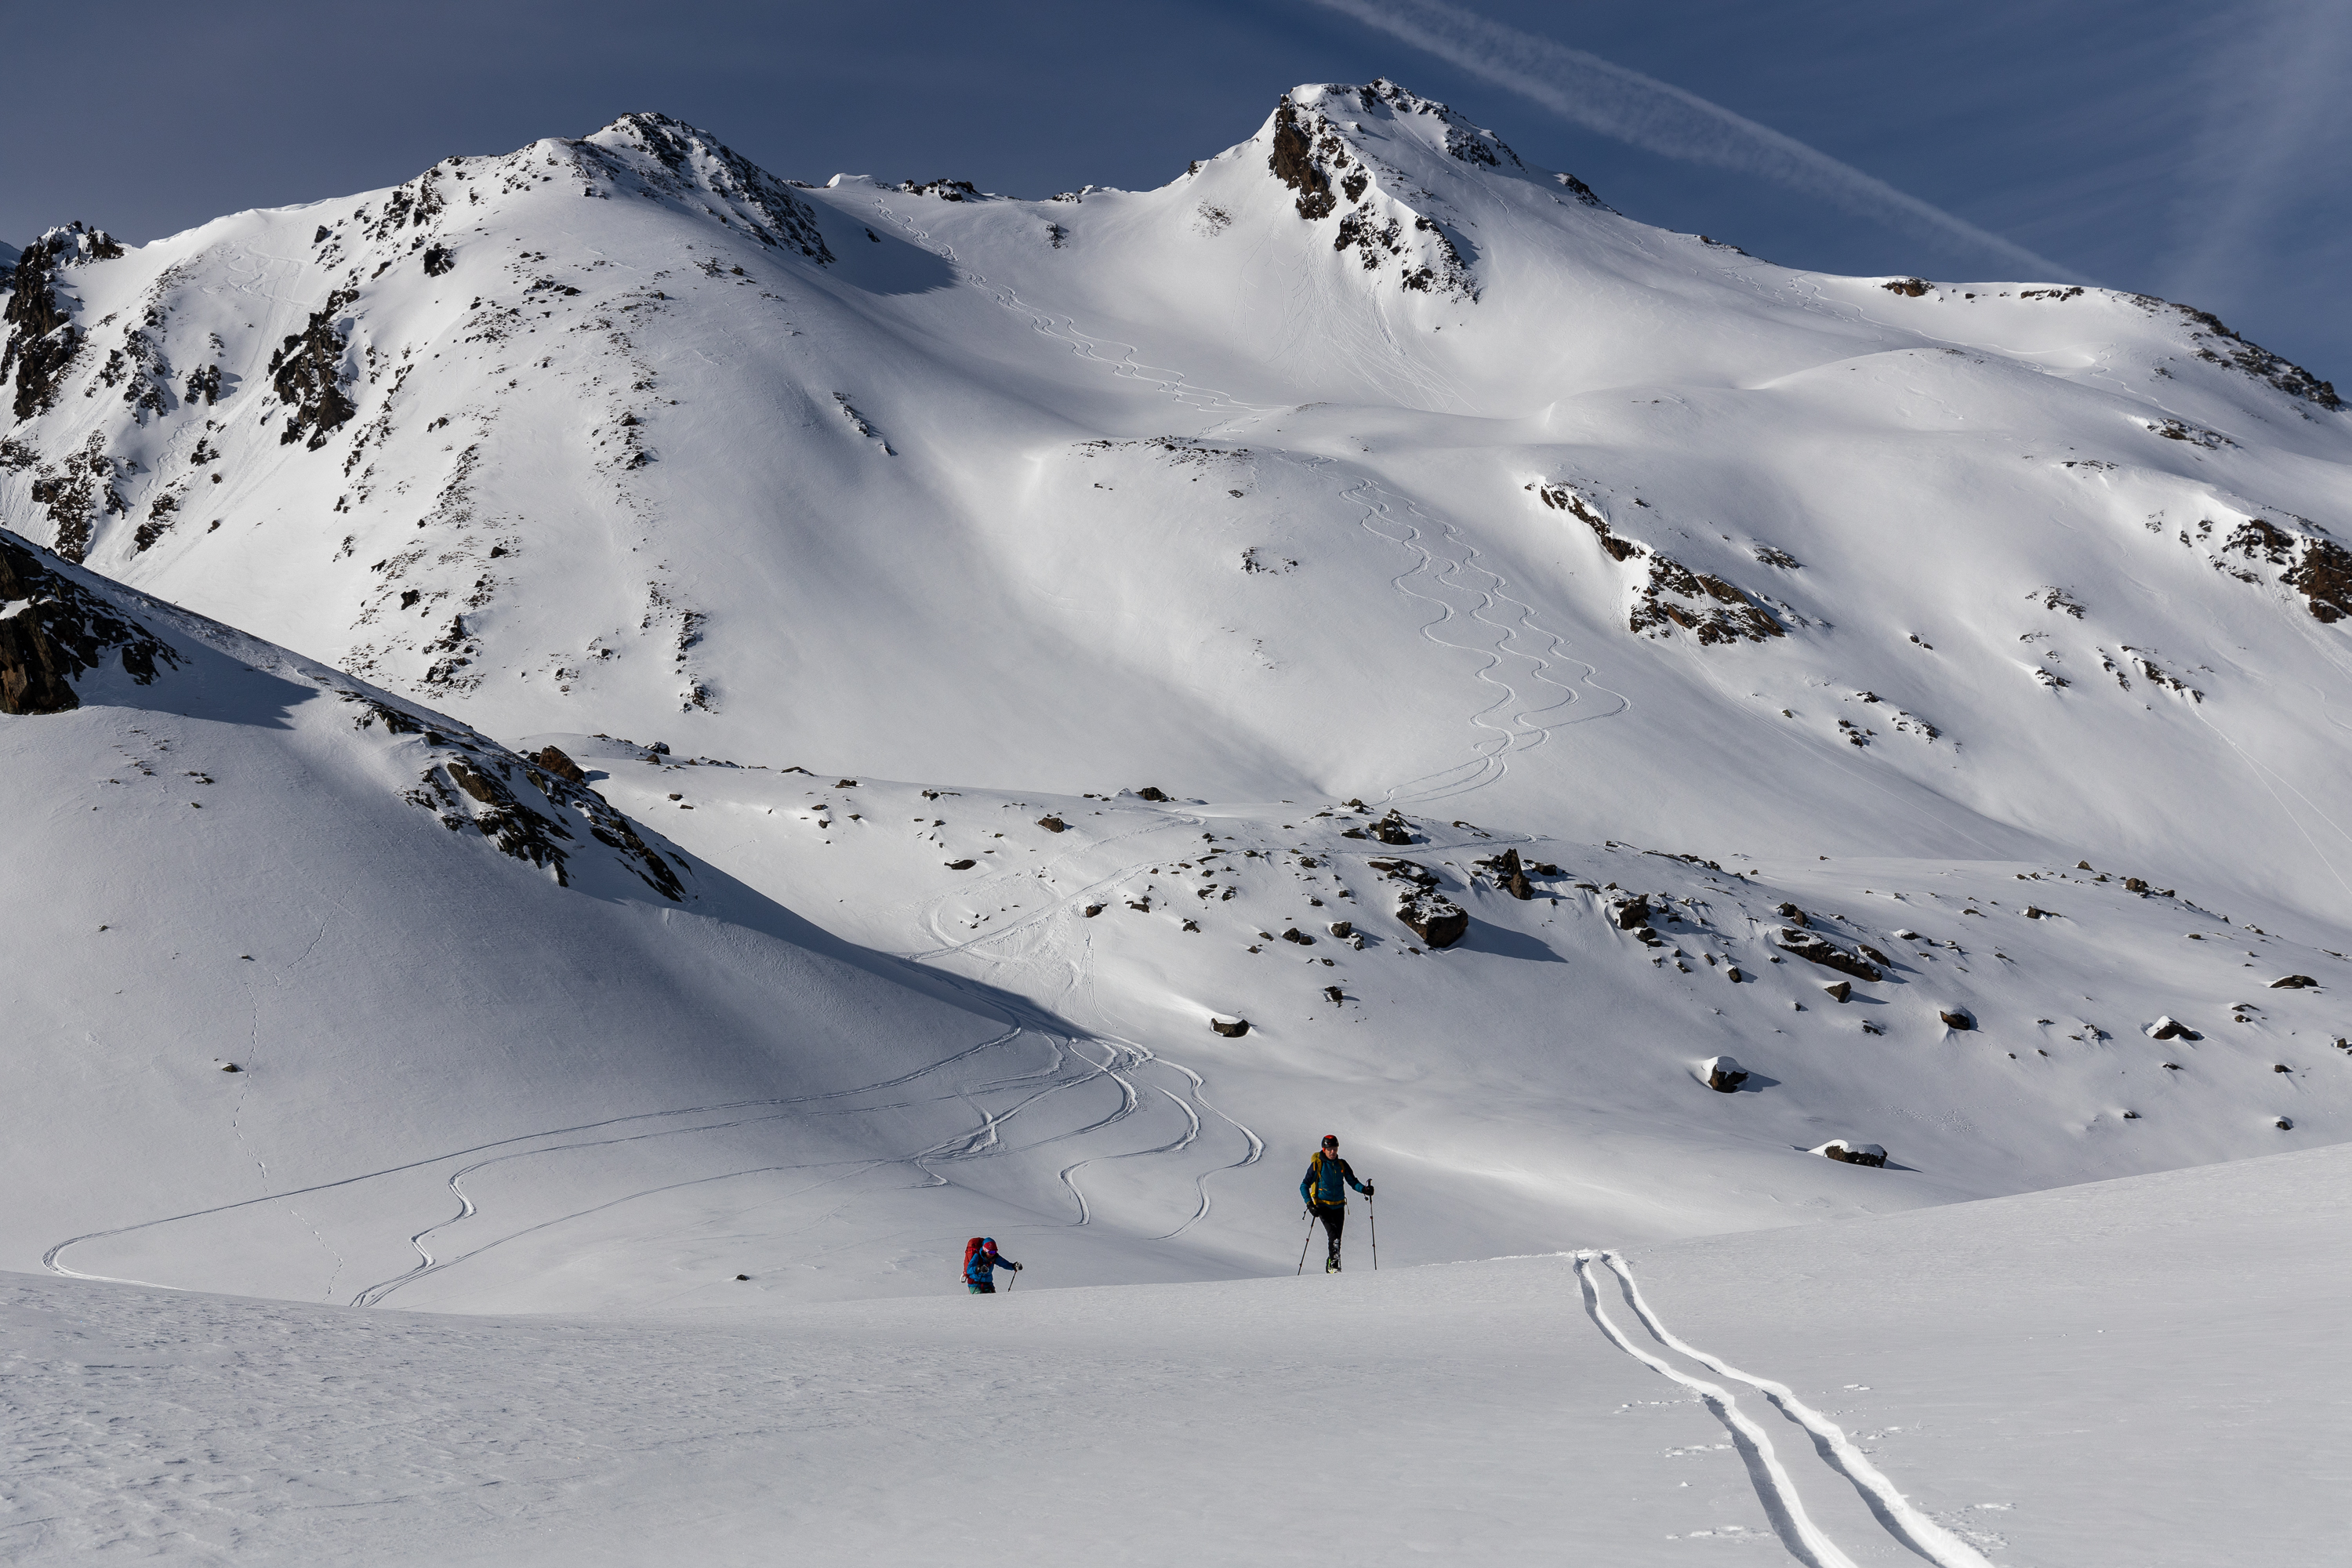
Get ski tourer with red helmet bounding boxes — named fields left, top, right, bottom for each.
left=963, top=1236, right=1022, bottom=1294
left=1300, top=1134, right=1371, bottom=1272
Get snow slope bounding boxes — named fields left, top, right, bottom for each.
left=3, top=83, right=2348, bottom=924
left=0, top=528, right=1275, bottom=1308
left=5, top=1141, right=2341, bottom=1566
left=1, top=82, right=2348, bottom=1315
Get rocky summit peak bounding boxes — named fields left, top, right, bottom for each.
left=1249, top=78, right=1572, bottom=302
left=578, top=111, right=833, bottom=263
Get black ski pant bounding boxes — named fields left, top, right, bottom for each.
left=1312, top=1202, right=1345, bottom=1258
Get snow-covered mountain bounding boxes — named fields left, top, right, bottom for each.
left=3, top=82, right=2349, bottom=1317
left=5, top=84, right=2347, bottom=918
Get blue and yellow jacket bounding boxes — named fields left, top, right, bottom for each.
left=1301, top=1151, right=1368, bottom=1209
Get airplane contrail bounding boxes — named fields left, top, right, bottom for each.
left=1303, top=0, right=2085, bottom=282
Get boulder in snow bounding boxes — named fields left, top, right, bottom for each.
left=2270, top=974, right=2318, bottom=989
left=1822, top=979, right=1851, bottom=1003
left=1775, top=927, right=1882, bottom=981
left=1396, top=888, right=1468, bottom=949
left=1210, top=1016, right=1250, bottom=1037
left=1036, top=815, right=1067, bottom=833
left=532, top=746, right=589, bottom=783
left=1813, top=1139, right=1887, bottom=1167
left=1939, top=1009, right=1974, bottom=1029
left=2147, top=1015, right=2202, bottom=1040
left=1702, top=1055, right=1748, bottom=1093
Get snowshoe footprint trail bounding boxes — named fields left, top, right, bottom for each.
left=1582, top=1250, right=1995, bottom=1568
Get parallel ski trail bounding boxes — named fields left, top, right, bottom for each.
left=1574, top=1251, right=1860, bottom=1568
left=1599, top=1250, right=1995, bottom=1568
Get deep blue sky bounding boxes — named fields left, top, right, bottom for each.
left=5, top=0, right=2345, bottom=382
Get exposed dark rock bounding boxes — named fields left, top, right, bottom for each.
left=1534, top=481, right=1782, bottom=643
left=1882, top=278, right=1931, bottom=297
left=2147, top=1015, right=2201, bottom=1040
left=1612, top=895, right=1653, bottom=931
left=1036, top=815, right=1067, bottom=833
left=3, top=225, right=120, bottom=422
left=1135, top=786, right=1170, bottom=802
left=1816, top=1139, right=1887, bottom=1167
left=1939, top=1009, right=1973, bottom=1029
left=2270, top=975, right=2318, bottom=989
left=0, top=531, right=178, bottom=713
left=267, top=289, right=360, bottom=449
left=1724, top=966, right=1746, bottom=982
left=220, top=1063, right=241, bottom=1073
left=1369, top=810, right=1416, bottom=845
left=1268, top=100, right=1336, bottom=221
left=1776, top=927, right=1882, bottom=982
left=422, top=245, right=456, bottom=277
left=1823, top=980, right=1852, bottom=1003
left=1083, top=903, right=1104, bottom=917
left=2137, top=296, right=2340, bottom=410
left=2285, top=538, right=2352, bottom=623
left=1327, top=920, right=1353, bottom=938
left=1396, top=887, right=1468, bottom=949
left=1857, top=944, right=1892, bottom=967
left=1776, top=902, right=1809, bottom=926
left=2277, top=1116, right=2294, bottom=1131
left=1479, top=847, right=1535, bottom=899
left=945, top=858, right=976, bottom=870
left=1282, top=927, right=1313, bottom=946
left=1704, top=1054, right=1748, bottom=1093
left=1210, top=1016, right=1250, bottom=1037
left=532, top=745, right=588, bottom=782
left=580, top=114, right=834, bottom=263
left=1324, top=985, right=1345, bottom=1004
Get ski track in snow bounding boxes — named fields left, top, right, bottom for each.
left=869, top=199, right=1273, bottom=423
left=1339, top=474, right=1627, bottom=805
left=45, top=1017, right=1156, bottom=1304
left=1583, top=1250, right=1997, bottom=1568
left=1574, top=1250, right=1860, bottom=1568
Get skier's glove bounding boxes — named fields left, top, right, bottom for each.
left=1364, top=1184, right=1374, bottom=1196
left=1012, top=1262, right=1023, bottom=1271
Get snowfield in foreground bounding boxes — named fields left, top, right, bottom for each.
left=7, top=1145, right=2343, bottom=1566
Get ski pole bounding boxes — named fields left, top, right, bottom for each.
left=1296, top=1211, right=1315, bottom=1276
left=1368, top=1194, right=1378, bottom=1272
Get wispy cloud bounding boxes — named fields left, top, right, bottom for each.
left=2159, top=0, right=2352, bottom=313
left=1303, top=0, right=2082, bottom=281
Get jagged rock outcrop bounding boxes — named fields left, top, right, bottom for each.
left=579, top=113, right=835, bottom=263
left=1534, top=483, right=1783, bottom=644
left=1259, top=83, right=1486, bottom=298
left=267, top=289, right=360, bottom=448
left=2, top=223, right=118, bottom=421
left=1703, top=1054, right=1748, bottom=1093
left=0, top=530, right=176, bottom=713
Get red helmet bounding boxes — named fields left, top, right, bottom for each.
left=1321, top=1134, right=1339, bottom=1149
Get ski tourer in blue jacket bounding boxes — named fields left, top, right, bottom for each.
left=1301, top=1135, right=1371, bottom=1271
left=964, top=1236, right=1022, bottom=1294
